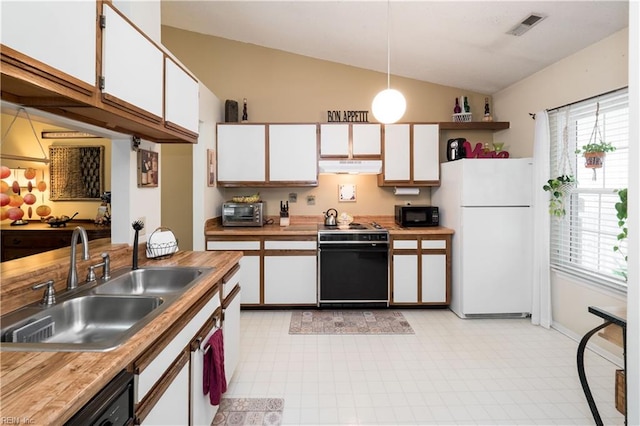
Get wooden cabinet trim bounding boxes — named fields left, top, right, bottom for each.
left=223, top=284, right=241, bottom=309
left=264, top=250, right=317, bottom=256
left=164, top=120, right=198, bottom=139
left=135, top=349, right=189, bottom=424
left=263, top=235, right=317, bottom=241
left=217, top=181, right=318, bottom=188
left=1, top=46, right=96, bottom=98
left=438, top=121, right=509, bottom=130
left=101, top=92, right=162, bottom=124
left=222, top=263, right=241, bottom=283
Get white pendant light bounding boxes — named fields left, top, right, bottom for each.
left=372, top=0, right=406, bottom=124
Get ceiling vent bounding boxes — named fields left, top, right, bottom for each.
left=506, top=13, right=547, bottom=36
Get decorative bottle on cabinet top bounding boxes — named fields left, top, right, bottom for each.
left=242, top=98, right=248, bottom=122
left=483, top=97, right=494, bottom=122
left=453, top=98, right=461, bottom=114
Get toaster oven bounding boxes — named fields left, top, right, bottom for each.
left=222, top=202, right=265, bottom=227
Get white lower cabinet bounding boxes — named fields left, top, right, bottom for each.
left=264, top=255, right=317, bottom=304
left=220, top=264, right=242, bottom=380
left=190, top=315, right=222, bottom=426
left=422, top=253, right=447, bottom=303
left=141, top=354, right=190, bottom=425
left=238, top=256, right=260, bottom=304
left=223, top=286, right=241, bottom=380
left=392, top=254, right=419, bottom=303
left=207, top=237, right=318, bottom=306
left=207, top=239, right=261, bottom=305
left=264, top=239, right=317, bottom=305
left=391, top=236, right=450, bottom=305
left=134, top=284, right=223, bottom=425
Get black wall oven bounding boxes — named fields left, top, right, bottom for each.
left=318, top=223, right=389, bottom=307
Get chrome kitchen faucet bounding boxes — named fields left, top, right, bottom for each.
left=67, top=226, right=90, bottom=290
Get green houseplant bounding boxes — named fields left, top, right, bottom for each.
left=613, top=188, right=628, bottom=281
left=575, top=141, right=616, bottom=169
left=543, top=175, right=575, bottom=217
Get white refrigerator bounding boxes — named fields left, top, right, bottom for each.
left=431, top=158, right=533, bottom=318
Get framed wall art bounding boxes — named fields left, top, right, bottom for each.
left=137, top=149, right=159, bottom=188
left=338, top=183, right=356, bottom=202
left=49, top=145, right=104, bottom=200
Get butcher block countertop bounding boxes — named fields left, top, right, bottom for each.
left=204, top=216, right=454, bottom=236
left=0, top=243, right=242, bottom=426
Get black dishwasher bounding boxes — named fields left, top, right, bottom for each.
left=318, top=223, right=389, bottom=307
left=65, top=370, right=134, bottom=426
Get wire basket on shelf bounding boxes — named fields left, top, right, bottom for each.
left=452, top=113, right=472, bottom=123
left=146, top=227, right=179, bottom=259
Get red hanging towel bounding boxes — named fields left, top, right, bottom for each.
left=203, top=328, right=227, bottom=405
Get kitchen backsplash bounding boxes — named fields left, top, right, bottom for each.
left=221, top=174, right=431, bottom=216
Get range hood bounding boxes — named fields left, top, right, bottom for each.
left=318, top=160, right=382, bottom=174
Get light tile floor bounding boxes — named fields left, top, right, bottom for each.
left=226, top=309, right=625, bottom=425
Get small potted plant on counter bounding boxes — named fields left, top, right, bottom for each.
left=543, top=175, right=575, bottom=218
left=575, top=141, right=616, bottom=169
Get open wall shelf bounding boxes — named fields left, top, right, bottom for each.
left=438, top=121, right=509, bottom=131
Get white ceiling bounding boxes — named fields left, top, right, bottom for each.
left=160, top=1, right=629, bottom=94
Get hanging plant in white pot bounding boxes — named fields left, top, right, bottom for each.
left=543, top=175, right=575, bottom=218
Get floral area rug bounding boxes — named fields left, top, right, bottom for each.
left=289, top=310, right=415, bottom=335
left=212, top=398, right=284, bottom=426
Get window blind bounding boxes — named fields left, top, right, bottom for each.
left=548, top=88, right=628, bottom=289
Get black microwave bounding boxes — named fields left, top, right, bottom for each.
left=395, top=205, right=439, bottom=227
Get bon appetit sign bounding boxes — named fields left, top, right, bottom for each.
left=327, top=110, right=369, bottom=122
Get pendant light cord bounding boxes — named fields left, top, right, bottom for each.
left=386, top=0, right=391, bottom=90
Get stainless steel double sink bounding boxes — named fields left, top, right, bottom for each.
left=0, top=266, right=214, bottom=352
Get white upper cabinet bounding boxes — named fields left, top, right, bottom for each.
left=352, top=124, right=382, bottom=157
left=380, top=124, right=439, bottom=186
left=382, top=124, right=411, bottom=181
left=101, top=4, right=164, bottom=120
left=320, top=124, right=349, bottom=157
left=165, top=58, right=199, bottom=134
left=413, top=124, right=440, bottom=182
left=320, top=124, right=381, bottom=158
left=1, top=1, right=96, bottom=87
left=217, top=124, right=266, bottom=182
left=269, top=124, right=318, bottom=182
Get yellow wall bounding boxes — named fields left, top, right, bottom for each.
left=160, top=143, right=193, bottom=250
left=161, top=26, right=491, bottom=124
left=492, top=28, right=629, bottom=357
left=493, top=29, right=629, bottom=158
left=161, top=26, right=500, bottom=216
left=1, top=113, right=112, bottom=222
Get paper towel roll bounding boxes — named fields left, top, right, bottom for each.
left=394, top=187, right=420, bottom=195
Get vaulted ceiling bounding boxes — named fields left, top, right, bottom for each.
left=161, top=1, right=629, bottom=94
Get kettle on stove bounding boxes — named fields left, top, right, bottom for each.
left=447, top=138, right=467, bottom=161
left=324, top=208, right=338, bottom=226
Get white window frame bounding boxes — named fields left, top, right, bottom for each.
left=548, top=87, right=628, bottom=291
